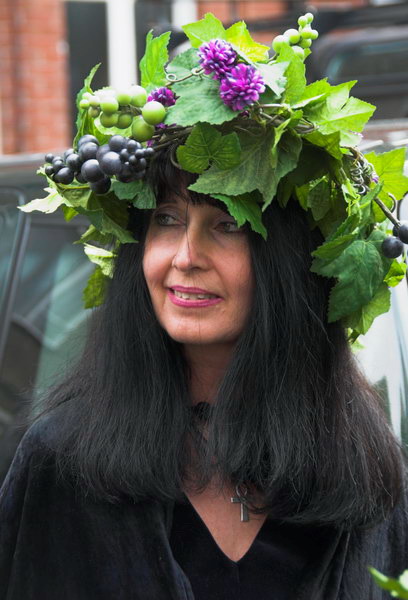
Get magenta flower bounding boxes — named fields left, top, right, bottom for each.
left=147, top=87, right=176, bottom=107
left=219, top=63, right=266, bottom=111
left=198, top=39, right=237, bottom=80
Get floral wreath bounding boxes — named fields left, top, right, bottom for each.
left=21, top=12, right=408, bottom=343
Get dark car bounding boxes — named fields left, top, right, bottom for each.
left=307, top=25, right=408, bottom=119
left=0, top=158, right=92, bottom=480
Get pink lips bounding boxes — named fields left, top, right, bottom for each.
left=168, top=285, right=223, bottom=308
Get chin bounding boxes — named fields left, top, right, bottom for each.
left=164, top=326, right=238, bottom=348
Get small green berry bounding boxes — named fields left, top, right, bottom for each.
left=142, top=101, right=166, bottom=125
left=130, top=85, right=148, bottom=108
left=310, top=29, right=319, bottom=40
left=117, top=112, right=133, bottom=129
left=100, top=112, right=119, bottom=127
left=116, top=90, right=132, bottom=105
left=298, top=15, right=308, bottom=27
left=299, top=38, right=312, bottom=49
left=284, top=28, right=300, bottom=45
left=100, top=97, right=119, bottom=115
left=79, top=98, right=90, bottom=109
left=88, top=95, right=100, bottom=108
left=87, top=106, right=100, bottom=118
left=300, top=26, right=314, bottom=40
left=272, top=34, right=290, bottom=53
left=131, top=116, right=155, bottom=142
left=305, top=12, right=314, bottom=23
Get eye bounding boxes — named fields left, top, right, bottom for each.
left=218, top=220, right=243, bottom=233
left=154, top=212, right=179, bottom=226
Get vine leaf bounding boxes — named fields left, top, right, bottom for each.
left=211, top=192, right=267, bottom=239
left=182, top=13, right=226, bottom=48
left=176, top=123, right=241, bottom=173
left=139, top=30, right=171, bottom=92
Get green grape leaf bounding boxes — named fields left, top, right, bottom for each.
left=167, top=48, right=198, bottom=79
left=61, top=206, right=78, bottom=221
left=399, top=571, right=408, bottom=591
left=176, top=123, right=241, bottom=173
left=83, top=266, right=110, bottom=309
left=83, top=243, right=116, bottom=276
left=384, top=259, right=407, bottom=287
left=189, top=127, right=301, bottom=208
left=211, top=192, right=267, bottom=239
left=18, top=187, right=64, bottom=214
left=304, top=81, right=375, bottom=144
left=75, top=225, right=113, bottom=246
left=225, top=21, right=269, bottom=62
left=273, top=46, right=306, bottom=104
left=139, top=30, right=171, bottom=92
left=293, top=78, right=331, bottom=109
left=312, top=236, right=386, bottom=322
left=182, top=13, right=226, bottom=48
left=74, top=193, right=136, bottom=243
left=304, top=130, right=343, bottom=160
left=369, top=568, right=408, bottom=599
left=111, top=179, right=144, bottom=201
left=256, top=62, right=287, bottom=98
left=55, top=185, right=92, bottom=209
left=165, top=75, right=236, bottom=126
left=73, top=64, right=109, bottom=148
left=312, top=232, right=358, bottom=261
left=343, top=282, right=391, bottom=335
left=278, top=144, right=332, bottom=208
left=133, top=183, right=156, bottom=209
left=365, top=148, right=408, bottom=213
left=306, top=179, right=331, bottom=220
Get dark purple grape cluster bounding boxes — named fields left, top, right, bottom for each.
left=44, top=134, right=154, bottom=194
left=382, top=222, right=408, bottom=259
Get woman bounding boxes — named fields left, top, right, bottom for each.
left=0, top=147, right=407, bottom=599
left=1, top=12, right=408, bottom=599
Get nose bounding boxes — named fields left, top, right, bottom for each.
left=171, top=223, right=210, bottom=272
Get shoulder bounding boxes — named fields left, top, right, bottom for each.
left=16, top=404, right=69, bottom=459
left=1, top=405, right=69, bottom=493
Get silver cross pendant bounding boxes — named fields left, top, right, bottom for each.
left=231, top=485, right=250, bottom=522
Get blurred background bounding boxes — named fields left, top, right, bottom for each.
left=1, top=0, right=408, bottom=155
left=1, top=0, right=408, bottom=483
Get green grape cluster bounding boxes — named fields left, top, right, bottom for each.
left=78, top=85, right=167, bottom=142
left=272, top=12, right=318, bottom=59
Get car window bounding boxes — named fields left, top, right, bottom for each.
left=327, top=39, right=408, bottom=80
left=0, top=208, right=93, bottom=480
left=0, top=189, right=25, bottom=310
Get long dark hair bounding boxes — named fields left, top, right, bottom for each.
left=33, top=147, right=405, bottom=528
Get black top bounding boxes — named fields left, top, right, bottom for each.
left=170, top=498, right=332, bottom=600
left=1, top=414, right=408, bottom=599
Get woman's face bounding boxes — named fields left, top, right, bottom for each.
left=143, top=195, right=254, bottom=353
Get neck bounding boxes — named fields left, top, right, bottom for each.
left=183, top=344, right=234, bottom=406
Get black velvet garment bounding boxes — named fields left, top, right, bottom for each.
left=1, top=414, right=408, bottom=600
left=170, top=498, right=331, bottom=599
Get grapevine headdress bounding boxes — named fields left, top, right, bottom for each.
left=21, top=12, right=408, bottom=342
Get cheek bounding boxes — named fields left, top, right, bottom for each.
left=224, top=251, right=254, bottom=313
left=142, top=242, right=167, bottom=291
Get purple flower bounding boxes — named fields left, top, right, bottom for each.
left=147, top=87, right=176, bottom=107
left=198, top=39, right=237, bottom=80
left=219, top=63, right=266, bottom=111
left=372, top=173, right=380, bottom=183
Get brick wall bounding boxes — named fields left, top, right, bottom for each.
left=0, top=0, right=70, bottom=154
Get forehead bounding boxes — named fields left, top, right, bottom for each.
left=156, top=192, right=230, bottom=214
